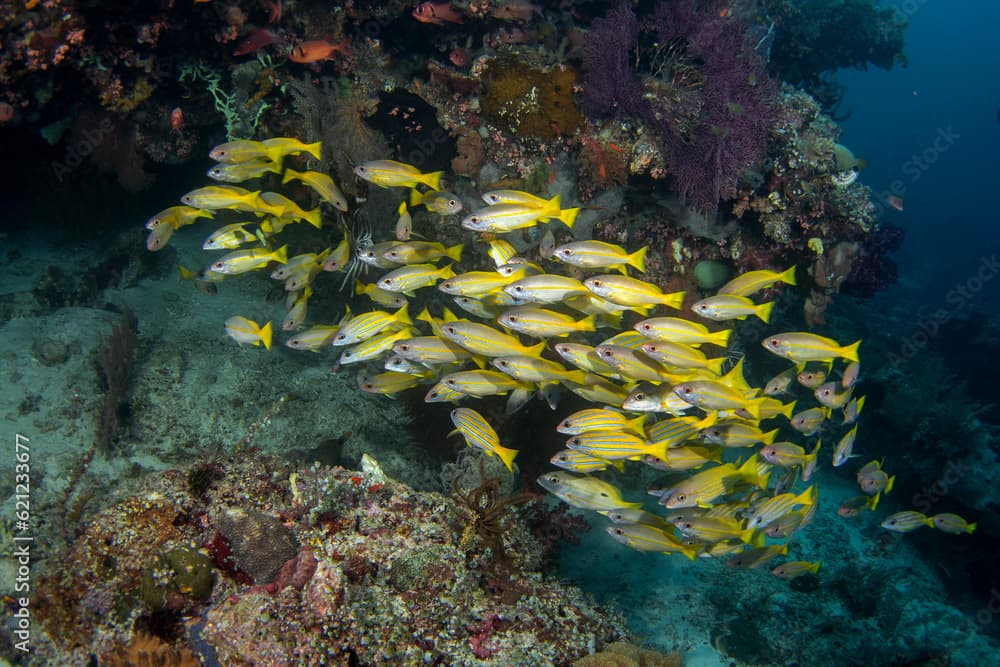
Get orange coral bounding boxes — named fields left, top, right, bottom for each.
left=102, top=632, right=201, bottom=667
left=480, top=56, right=583, bottom=142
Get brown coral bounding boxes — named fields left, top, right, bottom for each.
left=480, top=56, right=583, bottom=142
left=102, top=632, right=201, bottom=667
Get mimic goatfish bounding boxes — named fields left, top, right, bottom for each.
left=289, top=39, right=351, bottom=64
left=354, top=160, right=443, bottom=191
left=410, top=189, right=463, bottom=214
left=552, top=241, right=648, bottom=275
left=224, top=316, right=273, bottom=350
left=692, top=295, right=773, bottom=323
left=536, top=472, right=642, bottom=511
left=207, top=160, right=281, bottom=183
left=181, top=185, right=260, bottom=211
left=462, top=199, right=579, bottom=233
left=606, top=524, right=700, bottom=560
left=209, top=138, right=322, bottom=163
left=498, top=306, right=596, bottom=338
left=210, top=245, right=288, bottom=275
left=282, top=169, right=349, bottom=211
left=717, top=266, right=796, bottom=297
left=633, top=317, right=731, bottom=347
left=450, top=408, right=519, bottom=472
left=146, top=205, right=215, bottom=231
left=930, top=513, right=976, bottom=535
left=412, top=0, right=464, bottom=25
left=881, top=511, right=934, bottom=533
left=377, top=263, right=456, bottom=295
left=771, top=561, right=821, bottom=579
left=762, top=332, right=861, bottom=363
left=584, top=275, right=685, bottom=309
left=383, top=241, right=463, bottom=265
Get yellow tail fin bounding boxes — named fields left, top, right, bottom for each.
left=281, top=168, right=299, bottom=185
left=756, top=301, right=774, bottom=323
left=258, top=321, right=273, bottom=351
left=304, top=208, right=323, bottom=229
left=709, top=328, right=732, bottom=347
left=272, top=245, right=289, bottom=264
left=305, top=141, right=323, bottom=161
left=629, top=245, right=648, bottom=273
left=409, top=188, right=424, bottom=207
left=840, top=340, right=861, bottom=363
left=445, top=243, right=463, bottom=262
left=780, top=265, right=797, bottom=286
left=560, top=207, right=580, bottom=229
left=423, top=171, right=444, bottom=191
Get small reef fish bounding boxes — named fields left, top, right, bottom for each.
left=662, top=456, right=767, bottom=509
left=842, top=395, right=865, bottom=425
left=282, top=168, right=349, bottom=211
left=462, top=199, right=579, bottom=233
left=552, top=241, right=648, bottom=275
left=377, top=263, right=456, bottom=295
left=831, top=425, right=858, bottom=467
left=358, top=371, right=423, bottom=395
left=332, top=305, right=411, bottom=346
left=771, top=561, right=821, bottom=579
left=815, top=381, right=853, bottom=409
left=881, top=511, right=934, bottom=533
left=503, top=274, right=589, bottom=304
left=450, top=408, right=518, bottom=472
left=764, top=367, right=798, bottom=396
left=634, top=317, right=730, bottom=347
left=285, top=325, right=340, bottom=351
left=207, top=160, right=281, bottom=183
left=289, top=38, right=351, bottom=64
left=857, top=460, right=895, bottom=496
left=584, top=275, right=685, bottom=309
left=224, top=316, right=272, bottom=350
left=233, top=28, right=278, bottom=57
left=760, top=441, right=819, bottom=469
left=256, top=191, right=322, bottom=229
left=886, top=195, right=904, bottom=211
left=354, top=160, right=443, bottom=191
left=498, top=306, right=596, bottom=338
left=796, top=366, right=827, bottom=389
left=557, top=408, right=645, bottom=437
left=395, top=201, right=412, bottom=241
left=492, top=355, right=585, bottom=385
left=210, top=245, right=288, bottom=275
left=762, top=332, right=861, bottom=363
left=209, top=138, right=322, bottom=163
left=673, top=380, right=767, bottom=419
left=838, top=494, right=879, bottom=518
left=692, top=295, right=773, bottom=323
left=383, top=241, right=463, bottom=265
left=716, top=266, right=796, bottom=298
left=841, top=362, right=861, bottom=388
left=930, top=513, right=976, bottom=535
left=701, top=422, right=778, bottom=448
left=410, top=189, right=463, bottom=214
left=412, top=0, right=464, bottom=25
left=536, top=472, right=641, bottom=511
left=145, top=205, right=214, bottom=231
left=639, top=340, right=726, bottom=373
left=789, top=407, right=826, bottom=436
left=606, top=524, right=700, bottom=560
left=181, top=185, right=260, bottom=211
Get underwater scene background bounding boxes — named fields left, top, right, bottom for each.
left=0, top=0, right=997, bottom=665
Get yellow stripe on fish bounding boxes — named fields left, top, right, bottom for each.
left=717, top=266, right=796, bottom=297
left=210, top=245, right=288, bottom=275
left=762, top=332, right=861, bottom=363
left=282, top=168, right=348, bottom=211
left=354, top=159, right=443, bottom=190
left=449, top=407, right=519, bottom=472
left=584, top=275, right=685, bottom=309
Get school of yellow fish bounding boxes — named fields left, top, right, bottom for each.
left=144, top=138, right=975, bottom=579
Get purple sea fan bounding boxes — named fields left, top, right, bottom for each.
left=581, top=1, right=651, bottom=119
left=653, top=0, right=779, bottom=212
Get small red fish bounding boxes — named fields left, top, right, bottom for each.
left=412, top=1, right=464, bottom=25
left=233, top=28, right=278, bottom=56
left=170, top=107, right=183, bottom=133
left=887, top=195, right=904, bottom=211
left=289, top=38, right=350, bottom=64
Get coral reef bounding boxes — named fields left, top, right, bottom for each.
left=480, top=56, right=584, bottom=142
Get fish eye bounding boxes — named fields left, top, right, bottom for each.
left=641, top=324, right=651, bottom=331
left=682, top=386, right=693, bottom=394
left=633, top=392, right=645, bottom=400
left=564, top=249, right=573, bottom=255
left=212, top=262, right=223, bottom=269
left=449, top=199, right=457, bottom=206
left=612, top=528, right=623, bottom=535
left=362, top=383, right=373, bottom=390
left=592, top=280, right=602, bottom=287
left=677, top=494, right=686, bottom=502
left=497, top=360, right=507, bottom=366
left=446, top=378, right=456, bottom=385
left=399, top=344, right=409, bottom=351
left=769, top=338, right=779, bottom=346
left=513, top=285, right=524, bottom=292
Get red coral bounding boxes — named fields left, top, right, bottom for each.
left=468, top=613, right=508, bottom=659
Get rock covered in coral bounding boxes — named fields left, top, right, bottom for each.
left=215, top=507, right=298, bottom=585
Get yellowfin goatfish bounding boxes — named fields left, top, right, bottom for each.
left=930, top=513, right=976, bottom=535
left=282, top=168, right=349, bottom=211
left=771, top=561, right=821, bottom=579
left=762, top=332, right=861, bottom=363
left=383, top=241, right=463, bottom=265
left=462, top=197, right=579, bottom=233
left=552, top=241, right=648, bottom=275
left=359, top=371, right=423, bottom=395
left=449, top=408, right=519, bottom=472
left=536, top=472, right=642, bottom=511
left=692, top=295, right=773, bottom=323
left=633, top=317, right=731, bottom=347
left=224, top=316, right=272, bottom=350
left=881, top=511, right=934, bottom=533
left=584, top=275, right=685, bottom=309
left=210, top=245, right=288, bottom=275
left=353, top=159, right=443, bottom=190
left=209, top=138, right=322, bottom=163
left=662, top=456, right=767, bottom=508
left=377, top=263, right=456, bottom=295
left=207, top=160, right=281, bottom=183
left=181, top=185, right=261, bottom=211
left=145, top=205, right=214, bottom=230
left=498, top=306, right=596, bottom=338
left=717, top=266, right=796, bottom=297
left=606, top=524, right=700, bottom=560
left=410, top=189, right=464, bottom=214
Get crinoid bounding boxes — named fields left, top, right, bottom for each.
left=451, top=461, right=535, bottom=561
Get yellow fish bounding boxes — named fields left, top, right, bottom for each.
left=210, top=245, right=288, bottom=275
left=552, top=241, right=648, bottom=275
left=224, top=316, right=272, bottom=350
left=633, top=317, right=730, bottom=347
left=410, top=189, right=464, bottom=214
left=207, top=160, right=282, bottom=183
left=181, top=185, right=260, bottom=211
left=536, top=472, right=642, bottom=511
left=145, top=205, right=214, bottom=230
left=449, top=407, right=519, bottom=472
left=692, top=295, right=773, bottom=323
left=771, top=560, right=821, bottom=579
left=762, top=332, right=861, bottom=363
left=282, top=168, right=348, bottom=211
left=583, top=275, right=685, bottom=309
left=353, top=159, right=443, bottom=190
left=498, top=306, right=596, bottom=338
left=209, top=138, right=321, bottom=163
left=717, top=266, right=796, bottom=297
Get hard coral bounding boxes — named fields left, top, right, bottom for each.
left=481, top=56, right=583, bottom=142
